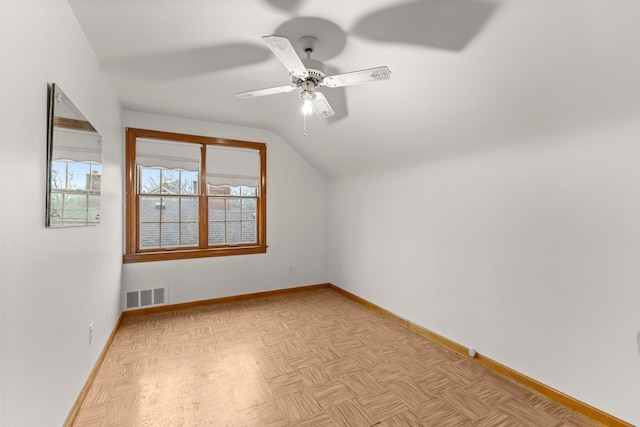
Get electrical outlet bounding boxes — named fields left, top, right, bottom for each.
left=89, top=323, right=94, bottom=346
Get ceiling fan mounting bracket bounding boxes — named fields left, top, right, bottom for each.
left=298, top=36, right=319, bottom=55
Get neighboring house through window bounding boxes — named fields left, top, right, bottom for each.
left=124, top=128, right=266, bottom=263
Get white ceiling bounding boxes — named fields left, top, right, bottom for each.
left=68, top=0, right=640, bottom=178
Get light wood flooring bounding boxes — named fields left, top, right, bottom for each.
left=73, top=289, right=600, bottom=426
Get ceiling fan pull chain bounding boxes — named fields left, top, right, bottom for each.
left=303, top=113, right=308, bottom=138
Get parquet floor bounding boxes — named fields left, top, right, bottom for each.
left=73, top=289, right=600, bottom=426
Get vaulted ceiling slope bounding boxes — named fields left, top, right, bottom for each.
left=69, top=0, right=640, bottom=178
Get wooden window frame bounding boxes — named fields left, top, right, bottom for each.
left=124, top=127, right=266, bottom=263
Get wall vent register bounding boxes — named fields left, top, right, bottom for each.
left=124, top=287, right=168, bottom=310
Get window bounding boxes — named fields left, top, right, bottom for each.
left=49, top=160, right=101, bottom=226
left=124, top=128, right=266, bottom=263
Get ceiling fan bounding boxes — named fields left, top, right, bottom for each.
left=235, top=35, right=391, bottom=118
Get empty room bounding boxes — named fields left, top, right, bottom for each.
left=1, top=0, right=639, bottom=426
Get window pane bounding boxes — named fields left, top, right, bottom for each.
left=65, top=194, right=88, bottom=224
left=181, top=198, right=198, bottom=222
left=161, top=197, right=179, bottom=222
left=160, top=170, right=179, bottom=194
left=88, top=194, right=100, bottom=223
left=227, top=199, right=241, bottom=221
left=49, top=193, right=63, bottom=225
left=140, top=168, right=160, bottom=194
left=51, top=161, right=67, bottom=189
left=146, top=169, right=201, bottom=195
left=161, top=223, right=180, bottom=247
left=209, top=222, right=225, bottom=245
left=140, top=223, right=160, bottom=249
left=242, top=199, right=256, bottom=220
left=206, top=197, right=257, bottom=246
left=241, top=186, right=257, bottom=197
left=242, top=221, right=257, bottom=243
left=180, top=170, right=198, bottom=195
left=91, top=163, right=102, bottom=175
left=67, top=162, right=91, bottom=190
left=87, top=167, right=101, bottom=192
left=226, top=222, right=241, bottom=244
left=208, top=198, right=225, bottom=220
left=140, top=196, right=161, bottom=222
left=181, top=223, right=199, bottom=246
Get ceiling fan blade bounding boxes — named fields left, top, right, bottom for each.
left=322, top=66, right=348, bottom=123
left=323, top=66, right=391, bottom=88
left=311, top=92, right=334, bottom=118
left=235, top=85, right=296, bottom=99
left=262, top=35, right=309, bottom=79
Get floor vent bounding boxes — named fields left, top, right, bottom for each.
left=124, top=287, right=168, bottom=310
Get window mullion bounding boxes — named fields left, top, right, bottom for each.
left=199, top=144, right=208, bottom=248
left=178, top=197, right=182, bottom=247
left=158, top=195, right=163, bottom=248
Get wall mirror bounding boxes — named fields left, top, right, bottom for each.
left=46, top=83, right=102, bottom=227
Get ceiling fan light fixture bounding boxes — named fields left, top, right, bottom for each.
left=302, top=99, right=313, bottom=116
left=300, top=88, right=316, bottom=116
left=299, top=89, right=317, bottom=101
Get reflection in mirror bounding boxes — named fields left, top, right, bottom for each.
left=46, top=83, right=102, bottom=227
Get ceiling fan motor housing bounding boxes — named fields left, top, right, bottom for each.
left=292, top=58, right=327, bottom=86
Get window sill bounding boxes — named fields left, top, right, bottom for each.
left=123, top=246, right=267, bottom=263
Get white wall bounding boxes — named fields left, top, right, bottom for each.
left=329, top=118, right=640, bottom=425
left=122, top=111, right=329, bottom=304
left=0, top=0, right=123, bottom=425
